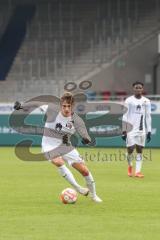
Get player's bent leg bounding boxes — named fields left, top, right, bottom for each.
left=126, top=146, right=135, bottom=177
left=136, top=145, right=143, bottom=154
left=127, top=146, right=135, bottom=154
left=135, top=145, right=144, bottom=178
left=72, top=162, right=89, bottom=176
left=71, top=162, right=89, bottom=196
left=51, top=157, right=65, bottom=167
left=51, top=157, right=84, bottom=191
left=72, top=162, right=102, bottom=203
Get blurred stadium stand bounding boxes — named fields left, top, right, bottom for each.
left=0, top=4, right=35, bottom=80
left=0, top=0, right=160, bottom=101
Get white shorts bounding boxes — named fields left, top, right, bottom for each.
left=61, top=149, right=84, bottom=166
left=42, top=143, right=84, bottom=166
left=126, top=134, right=146, bottom=147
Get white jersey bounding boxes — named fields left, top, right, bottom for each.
left=22, top=103, right=89, bottom=164
left=122, top=95, right=151, bottom=136
left=41, top=108, right=76, bottom=151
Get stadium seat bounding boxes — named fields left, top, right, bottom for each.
left=101, top=91, right=111, bottom=101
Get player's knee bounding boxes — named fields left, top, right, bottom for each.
left=72, top=163, right=89, bottom=176
left=81, top=169, right=89, bottom=176
left=51, top=157, right=64, bottom=167
left=128, top=147, right=134, bottom=154
left=136, top=145, right=143, bottom=153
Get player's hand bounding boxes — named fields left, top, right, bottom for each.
left=122, top=131, right=127, bottom=141
left=146, top=132, right=151, bottom=143
left=62, top=134, right=69, bottom=144
left=81, top=138, right=91, bottom=145
left=14, top=101, right=22, bottom=110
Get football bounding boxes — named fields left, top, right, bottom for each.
left=60, top=188, right=78, bottom=204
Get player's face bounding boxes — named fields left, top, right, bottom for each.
left=61, top=100, right=73, bottom=117
left=133, top=84, right=143, bottom=97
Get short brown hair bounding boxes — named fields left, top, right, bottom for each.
left=60, top=92, right=74, bottom=105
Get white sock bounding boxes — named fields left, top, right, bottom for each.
left=84, top=172, right=96, bottom=198
left=135, top=154, right=143, bottom=173
left=126, top=153, right=133, bottom=166
left=58, top=165, right=82, bottom=191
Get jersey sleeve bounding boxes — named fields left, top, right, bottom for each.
left=22, top=101, right=59, bottom=118
left=122, top=98, right=129, bottom=132
left=72, top=112, right=91, bottom=141
left=22, top=101, right=49, bottom=113
left=145, top=100, right=152, bottom=133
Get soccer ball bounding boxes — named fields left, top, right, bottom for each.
left=60, top=188, right=78, bottom=204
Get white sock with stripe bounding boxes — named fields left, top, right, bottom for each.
left=58, top=165, right=82, bottom=191
left=84, top=172, right=96, bottom=197
left=135, top=154, right=143, bottom=173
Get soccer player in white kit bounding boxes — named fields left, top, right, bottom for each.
left=14, top=92, right=102, bottom=202
left=122, top=82, right=151, bottom=178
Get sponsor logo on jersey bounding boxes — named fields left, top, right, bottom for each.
left=66, top=121, right=73, bottom=129
left=136, top=104, right=141, bottom=111
left=55, top=123, right=62, bottom=131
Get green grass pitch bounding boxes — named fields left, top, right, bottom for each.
left=0, top=147, right=160, bottom=240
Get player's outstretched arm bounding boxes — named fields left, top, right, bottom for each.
left=145, top=100, right=152, bottom=142
left=146, top=101, right=152, bottom=132
left=14, top=95, right=60, bottom=114
left=72, top=112, right=91, bottom=144
left=122, top=99, right=129, bottom=140
left=13, top=101, right=42, bottom=111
